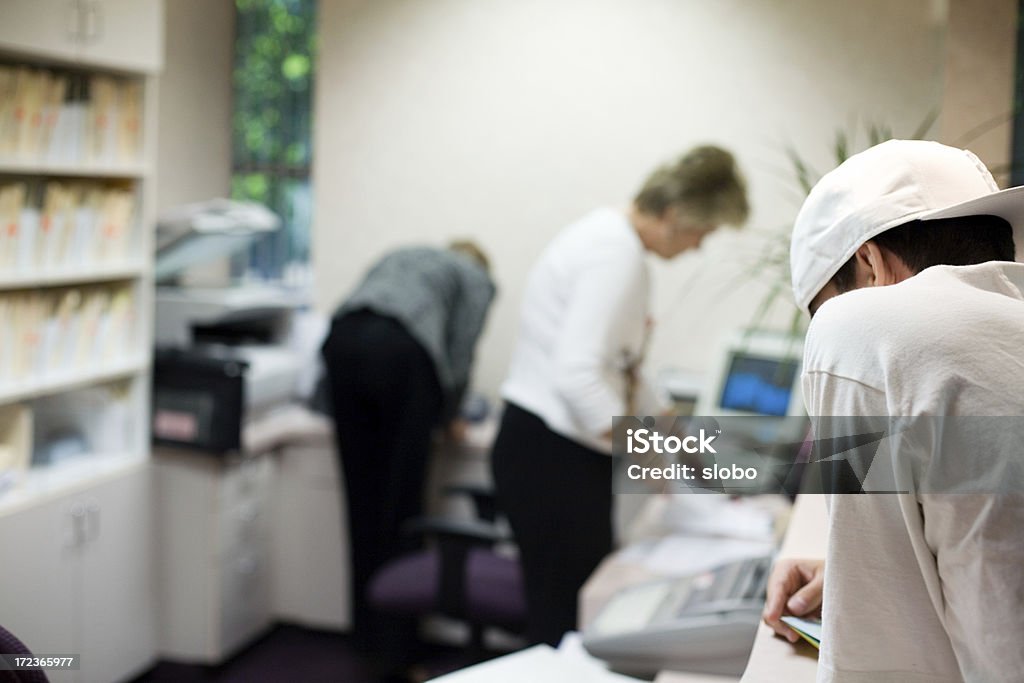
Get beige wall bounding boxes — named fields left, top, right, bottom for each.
left=939, top=0, right=1018, bottom=185
left=156, top=0, right=234, bottom=213
left=312, top=0, right=952, bottom=398
left=148, top=1, right=1021, bottom=397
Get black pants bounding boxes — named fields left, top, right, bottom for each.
left=491, top=402, right=613, bottom=646
left=321, top=310, right=443, bottom=661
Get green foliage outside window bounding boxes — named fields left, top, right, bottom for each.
left=231, top=0, right=316, bottom=279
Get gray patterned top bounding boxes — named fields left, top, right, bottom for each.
left=335, top=246, right=496, bottom=421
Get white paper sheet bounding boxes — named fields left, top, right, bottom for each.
left=427, top=643, right=645, bottom=683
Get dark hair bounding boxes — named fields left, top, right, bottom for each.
left=830, top=214, right=1015, bottom=294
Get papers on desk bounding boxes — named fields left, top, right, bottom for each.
left=659, top=495, right=775, bottom=541
left=427, top=644, right=645, bottom=682
left=618, top=535, right=774, bottom=577
left=614, top=494, right=776, bottom=576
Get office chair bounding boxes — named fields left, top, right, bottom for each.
left=366, top=484, right=526, bottom=657
left=0, top=625, right=49, bottom=683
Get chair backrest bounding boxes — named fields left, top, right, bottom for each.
left=0, top=625, right=49, bottom=683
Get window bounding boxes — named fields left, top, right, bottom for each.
left=231, top=0, right=316, bottom=280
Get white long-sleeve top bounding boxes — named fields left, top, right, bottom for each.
left=802, top=262, right=1024, bottom=683
left=501, top=208, right=661, bottom=453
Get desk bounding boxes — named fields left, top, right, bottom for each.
left=427, top=495, right=825, bottom=682
left=579, top=495, right=789, bottom=681
left=580, top=494, right=825, bottom=682
left=655, top=673, right=741, bottom=683
left=581, top=495, right=789, bottom=629
left=739, top=494, right=827, bottom=682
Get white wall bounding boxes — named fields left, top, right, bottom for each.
left=156, top=0, right=234, bottom=213
left=156, top=0, right=235, bottom=285
left=939, top=0, right=1017, bottom=185
left=313, top=0, right=949, bottom=398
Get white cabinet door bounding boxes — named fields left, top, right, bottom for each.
left=271, top=445, right=349, bottom=629
left=0, top=497, right=77, bottom=683
left=0, top=0, right=79, bottom=63
left=77, top=0, right=164, bottom=73
left=216, top=455, right=273, bottom=657
left=77, top=466, right=155, bottom=683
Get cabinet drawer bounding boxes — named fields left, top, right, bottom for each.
left=218, top=548, right=272, bottom=655
left=215, top=499, right=270, bottom=562
left=0, top=0, right=165, bottom=73
left=0, top=0, right=79, bottom=64
left=76, top=0, right=165, bottom=73
left=219, top=454, right=273, bottom=511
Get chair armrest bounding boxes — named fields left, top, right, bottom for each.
left=401, top=516, right=511, bottom=619
left=402, top=517, right=509, bottom=546
left=443, top=483, right=498, bottom=522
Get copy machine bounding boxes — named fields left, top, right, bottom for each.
left=151, top=199, right=305, bottom=454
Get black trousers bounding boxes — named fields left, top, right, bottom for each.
left=321, top=310, right=443, bottom=661
left=491, top=402, right=613, bottom=646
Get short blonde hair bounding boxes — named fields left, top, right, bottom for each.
left=448, top=239, right=491, bottom=272
left=634, top=145, right=749, bottom=228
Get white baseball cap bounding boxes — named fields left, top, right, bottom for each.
left=790, top=139, right=1024, bottom=314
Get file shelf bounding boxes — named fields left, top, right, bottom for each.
left=0, top=159, right=150, bottom=179
left=0, top=261, right=145, bottom=289
left=0, top=4, right=163, bottom=681
left=0, top=55, right=156, bottom=494
left=0, top=357, right=148, bottom=406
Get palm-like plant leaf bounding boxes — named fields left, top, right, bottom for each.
left=743, top=112, right=939, bottom=337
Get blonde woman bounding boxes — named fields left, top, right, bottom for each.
left=492, top=146, right=749, bottom=645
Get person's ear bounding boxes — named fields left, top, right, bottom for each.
left=854, top=241, right=902, bottom=287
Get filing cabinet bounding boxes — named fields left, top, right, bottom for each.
left=153, top=449, right=273, bottom=663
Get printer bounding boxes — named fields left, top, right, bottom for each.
left=151, top=199, right=306, bottom=454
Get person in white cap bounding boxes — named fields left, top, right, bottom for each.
left=762, top=139, right=1024, bottom=682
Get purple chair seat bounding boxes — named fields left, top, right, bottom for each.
left=368, top=548, right=526, bottom=629
left=0, top=625, right=48, bottom=683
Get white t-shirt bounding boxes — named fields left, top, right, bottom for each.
left=501, top=208, right=662, bottom=453
left=802, top=262, right=1024, bottom=683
